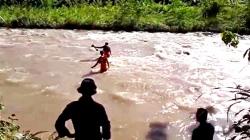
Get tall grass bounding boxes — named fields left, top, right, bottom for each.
left=0, top=0, right=249, bottom=33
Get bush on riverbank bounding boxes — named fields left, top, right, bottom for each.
left=0, top=0, right=249, bottom=33
left=0, top=103, right=68, bottom=140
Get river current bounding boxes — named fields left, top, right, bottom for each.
left=0, top=29, right=250, bottom=140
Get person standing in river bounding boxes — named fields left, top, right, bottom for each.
left=91, top=51, right=110, bottom=73
left=91, top=42, right=111, bottom=58
left=192, top=108, right=214, bottom=140
left=55, top=78, right=111, bottom=140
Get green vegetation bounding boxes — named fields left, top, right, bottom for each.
left=221, top=30, right=239, bottom=48
left=224, top=86, right=250, bottom=140
left=0, top=103, right=68, bottom=140
left=221, top=30, right=250, bottom=61
left=0, top=103, right=42, bottom=140
left=0, top=0, right=249, bottom=33
left=220, top=30, right=250, bottom=138
left=246, top=0, right=250, bottom=29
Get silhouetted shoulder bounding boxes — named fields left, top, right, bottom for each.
left=206, top=123, right=215, bottom=130
left=195, top=122, right=214, bottom=131
left=69, top=99, right=99, bottom=104
left=92, top=101, right=106, bottom=110
left=66, top=101, right=79, bottom=108
left=62, top=101, right=79, bottom=112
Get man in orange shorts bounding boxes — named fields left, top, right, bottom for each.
left=91, top=51, right=110, bottom=73
left=91, top=42, right=111, bottom=58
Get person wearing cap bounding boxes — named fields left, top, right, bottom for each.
left=55, top=78, right=111, bottom=140
left=91, top=42, right=111, bottom=58
left=192, top=108, right=214, bottom=140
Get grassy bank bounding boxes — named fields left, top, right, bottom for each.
left=0, top=0, right=249, bottom=34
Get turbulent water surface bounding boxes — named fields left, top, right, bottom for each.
left=0, top=29, right=250, bottom=140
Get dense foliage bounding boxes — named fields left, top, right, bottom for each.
left=221, top=31, right=239, bottom=48
left=246, top=0, right=250, bottom=28
left=221, top=30, right=250, bottom=61
left=0, top=0, right=248, bottom=33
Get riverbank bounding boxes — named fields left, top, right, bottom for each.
left=0, top=1, right=249, bottom=34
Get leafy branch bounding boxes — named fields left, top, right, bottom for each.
left=222, top=86, right=250, bottom=140
left=221, top=30, right=250, bottom=62
left=0, top=103, right=65, bottom=140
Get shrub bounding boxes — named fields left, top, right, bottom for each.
left=0, top=103, right=48, bottom=140
left=221, top=30, right=239, bottom=48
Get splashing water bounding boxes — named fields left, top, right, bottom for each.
left=0, top=29, right=249, bottom=140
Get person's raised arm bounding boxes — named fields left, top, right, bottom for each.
left=92, top=44, right=104, bottom=49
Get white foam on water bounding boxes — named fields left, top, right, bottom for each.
left=6, top=74, right=28, bottom=83
left=5, top=67, right=29, bottom=83
left=40, top=85, right=59, bottom=94
left=24, top=54, right=33, bottom=58
left=1, top=29, right=250, bottom=140
left=0, top=67, right=12, bottom=73
left=65, top=31, right=250, bottom=140
left=105, top=32, right=250, bottom=139
left=114, top=92, right=145, bottom=104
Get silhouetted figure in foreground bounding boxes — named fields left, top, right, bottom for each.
left=92, top=42, right=111, bottom=58
left=192, top=108, right=214, bottom=140
left=55, top=78, right=111, bottom=140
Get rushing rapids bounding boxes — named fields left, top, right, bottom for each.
left=0, top=29, right=249, bottom=140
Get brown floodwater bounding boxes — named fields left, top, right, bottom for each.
left=0, top=28, right=250, bottom=140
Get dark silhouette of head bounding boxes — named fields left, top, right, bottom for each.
left=105, top=42, right=108, bottom=45
left=196, top=108, right=208, bottom=123
left=77, top=78, right=97, bottom=96
left=100, top=51, right=104, bottom=55
left=146, top=122, right=168, bottom=140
